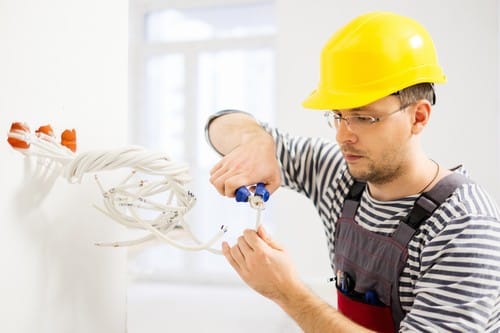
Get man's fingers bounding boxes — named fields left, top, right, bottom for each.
left=209, top=161, right=230, bottom=195
left=209, top=159, right=228, bottom=181
left=211, top=172, right=254, bottom=198
left=222, top=241, right=241, bottom=271
left=223, top=240, right=251, bottom=273
left=237, top=234, right=255, bottom=252
left=253, top=225, right=284, bottom=251
left=242, top=228, right=276, bottom=254
left=210, top=176, right=226, bottom=196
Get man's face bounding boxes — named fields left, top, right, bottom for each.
left=334, top=95, right=414, bottom=185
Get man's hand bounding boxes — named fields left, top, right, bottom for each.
left=208, top=113, right=281, bottom=197
left=221, top=225, right=302, bottom=302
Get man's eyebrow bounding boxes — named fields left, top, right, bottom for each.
left=335, top=108, right=372, bottom=113
left=351, top=107, right=373, bottom=112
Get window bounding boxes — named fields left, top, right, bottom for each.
left=128, top=0, right=276, bottom=282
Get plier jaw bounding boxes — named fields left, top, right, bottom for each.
left=234, top=183, right=270, bottom=228
left=248, top=195, right=265, bottom=210
left=235, top=182, right=270, bottom=205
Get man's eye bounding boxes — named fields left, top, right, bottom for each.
left=352, top=116, right=373, bottom=123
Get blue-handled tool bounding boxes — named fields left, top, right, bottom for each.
left=235, top=182, right=270, bottom=203
left=234, top=182, right=270, bottom=229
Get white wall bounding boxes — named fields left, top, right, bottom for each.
left=0, top=1, right=128, bottom=332
left=273, top=0, right=499, bottom=291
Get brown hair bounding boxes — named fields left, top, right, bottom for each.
left=394, top=83, right=436, bottom=105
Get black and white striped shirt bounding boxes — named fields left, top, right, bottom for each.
left=267, top=126, right=500, bottom=332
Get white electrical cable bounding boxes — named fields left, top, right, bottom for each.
left=247, top=196, right=264, bottom=229
left=7, top=124, right=226, bottom=254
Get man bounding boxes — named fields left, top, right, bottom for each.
left=206, top=11, right=500, bottom=332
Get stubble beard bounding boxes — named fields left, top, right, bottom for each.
left=347, top=157, right=402, bottom=185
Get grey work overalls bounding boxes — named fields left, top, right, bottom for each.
left=334, top=172, right=468, bottom=332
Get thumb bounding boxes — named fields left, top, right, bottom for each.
left=257, top=225, right=283, bottom=251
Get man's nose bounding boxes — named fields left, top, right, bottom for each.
left=335, top=119, right=357, bottom=144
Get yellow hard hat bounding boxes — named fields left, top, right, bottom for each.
left=302, top=11, right=446, bottom=110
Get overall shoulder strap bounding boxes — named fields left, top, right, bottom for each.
left=406, top=172, right=470, bottom=229
left=340, top=181, right=366, bottom=219
left=392, top=172, right=471, bottom=325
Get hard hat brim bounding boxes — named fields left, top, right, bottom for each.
left=302, top=70, right=447, bottom=110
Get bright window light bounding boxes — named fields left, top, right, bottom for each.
left=145, top=3, right=275, bottom=42
left=129, top=1, right=276, bottom=282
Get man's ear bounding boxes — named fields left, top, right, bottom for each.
left=411, top=99, right=432, bottom=134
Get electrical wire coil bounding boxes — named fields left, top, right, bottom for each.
left=7, top=122, right=226, bottom=254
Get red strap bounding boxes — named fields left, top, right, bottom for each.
left=337, top=292, right=395, bottom=333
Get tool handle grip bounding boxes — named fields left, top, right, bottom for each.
left=255, top=182, right=270, bottom=202
left=235, top=182, right=269, bottom=202
left=235, top=186, right=251, bottom=202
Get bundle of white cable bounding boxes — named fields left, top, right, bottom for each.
left=7, top=124, right=226, bottom=254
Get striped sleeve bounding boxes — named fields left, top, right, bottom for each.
left=262, top=124, right=352, bottom=264
left=401, top=184, right=500, bottom=332
left=264, top=125, right=345, bottom=203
